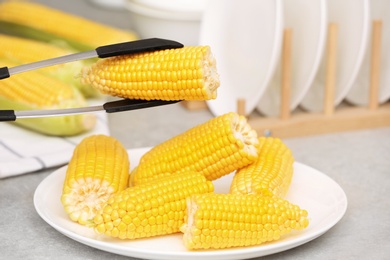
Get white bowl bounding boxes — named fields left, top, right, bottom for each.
left=89, top=0, right=126, bottom=9
left=124, top=0, right=207, bottom=45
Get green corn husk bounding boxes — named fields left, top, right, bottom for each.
left=0, top=1, right=138, bottom=52
left=0, top=59, right=96, bottom=136
left=0, top=96, right=96, bottom=136
left=0, top=33, right=100, bottom=97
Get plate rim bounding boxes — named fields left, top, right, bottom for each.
left=34, top=148, right=348, bottom=260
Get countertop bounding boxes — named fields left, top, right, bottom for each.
left=1, top=0, right=390, bottom=259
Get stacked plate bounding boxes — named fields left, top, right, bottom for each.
left=200, top=0, right=385, bottom=117
left=200, top=0, right=283, bottom=116
left=346, top=0, right=390, bottom=105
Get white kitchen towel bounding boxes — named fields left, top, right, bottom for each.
left=0, top=105, right=110, bottom=179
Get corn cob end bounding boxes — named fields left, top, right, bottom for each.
left=61, top=179, right=115, bottom=226
left=61, top=135, right=130, bottom=226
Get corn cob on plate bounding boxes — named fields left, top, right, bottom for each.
left=34, top=146, right=347, bottom=259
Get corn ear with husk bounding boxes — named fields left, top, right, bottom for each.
left=0, top=59, right=95, bottom=136
left=0, top=1, right=138, bottom=51
left=0, top=34, right=99, bottom=97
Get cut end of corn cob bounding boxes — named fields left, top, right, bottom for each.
left=61, top=135, right=130, bottom=226
left=93, top=171, right=214, bottom=239
left=181, top=193, right=309, bottom=250
left=231, top=114, right=259, bottom=157
left=131, top=112, right=258, bottom=186
left=80, top=46, right=220, bottom=101
left=230, top=137, right=295, bottom=198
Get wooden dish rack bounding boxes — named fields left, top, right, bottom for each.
left=182, top=20, right=390, bottom=138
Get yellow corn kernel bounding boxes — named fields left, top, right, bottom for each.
left=0, top=34, right=98, bottom=97
left=131, top=112, right=259, bottom=186
left=0, top=60, right=95, bottom=136
left=81, top=46, right=220, bottom=101
left=181, top=193, right=309, bottom=250
left=0, top=1, right=138, bottom=51
left=61, top=135, right=130, bottom=226
left=93, top=171, right=214, bottom=239
left=230, top=137, right=294, bottom=198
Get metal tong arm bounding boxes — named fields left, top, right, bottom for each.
left=0, top=38, right=184, bottom=79
left=0, top=99, right=180, bottom=121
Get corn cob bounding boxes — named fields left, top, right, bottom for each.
left=81, top=46, right=220, bottom=101
left=61, top=135, right=130, bottom=226
left=93, top=171, right=214, bottom=239
left=0, top=60, right=95, bottom=136
left=181, top=193, right=309, bottom=250
left=130, top=112, right=259, bottom=186
left=0, top=1, right=138, bottom=51
left=230, top=137, right=294, bottom=198
left=0, top=34, right=98, bottom=97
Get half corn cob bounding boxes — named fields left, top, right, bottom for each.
left=61, top=135, right=130, bottom=226
left=81, top=46, right=220, bottom=101
left=0, top=34, right=98, bottom=97
left=230, top=137, right=294, bottom=198
left=181, top=193, right=309, bottom=250
left=130, top=112, right=259, bottom=186
left=0, top=1, right=138, bottom=51
left=0, top=60, right=95, bottom=136
left=93, top=171, right=214, bottom=239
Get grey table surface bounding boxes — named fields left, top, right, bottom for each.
left=1, top=0, right=390, bottom=259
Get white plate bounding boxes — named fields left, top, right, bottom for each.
left=200, top=0, right=283, bottom=116
left=257, top=0, right=327, bottom=116
left=346, top=0, right=390, bottom=105
left=300, top=0, right=370, bottom=112
left=34, top=147, right=347, bottom=260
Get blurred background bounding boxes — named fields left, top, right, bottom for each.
left=0, top=1, right=389, bottom=259
left=0, top=0, right=388, bottom=147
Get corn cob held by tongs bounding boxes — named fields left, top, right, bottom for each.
left=0, top=38, right=220, bottom=121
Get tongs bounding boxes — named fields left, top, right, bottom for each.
left=0, top=38, right=184, bottom=122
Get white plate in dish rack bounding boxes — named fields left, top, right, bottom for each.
left=346, top=0, right=390, bottom=105
left=34, top=147, right=347, bottom=260
left=256, top=0, right=327, bottom=116
left=300, top=0, right=370, bottom=112
left=200, top=0, right=283, bottom=116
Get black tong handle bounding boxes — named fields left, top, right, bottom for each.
left=0, top=99, right=181, bottom=121
left=103, top=99, right=180, bottom=113
left=0, top=38, right=183, bottom=79
left=96, top=38, right=184, bottom=58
